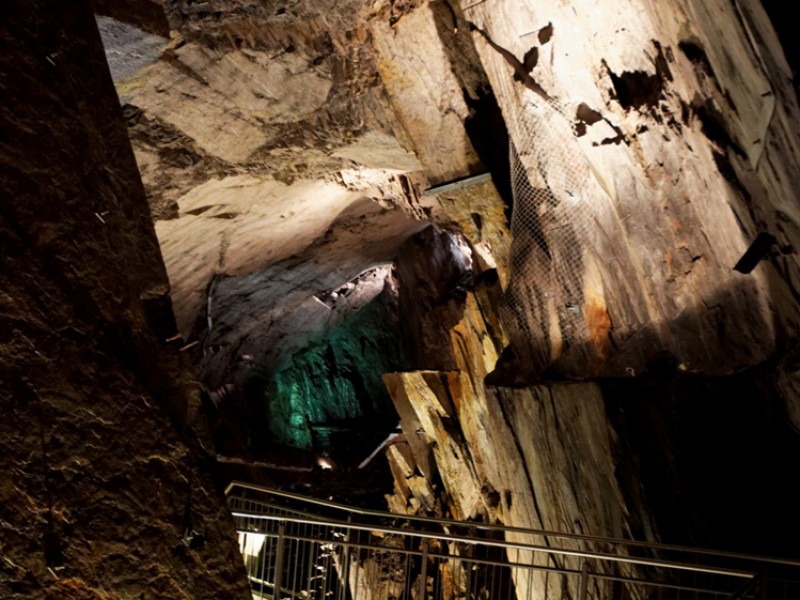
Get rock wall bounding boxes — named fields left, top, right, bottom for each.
left=69, top=0, right=800, bottom=595
left=268, top=283, right=408, bottom=455
left=385, top=204, right=643, bottom=597
left=385, top=182, right=800, bottom=600
left=378, top=2, right=800, bottom=590
left=0, top=3, right=249, bottom=598
left=124, top=0, right=798, bottom=420
left=464, top=0, right=800, bottom=379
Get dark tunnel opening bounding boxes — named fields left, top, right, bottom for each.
left=196, top=226, right=476, bottom=503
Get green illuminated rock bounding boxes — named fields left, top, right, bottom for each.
left=269, top=298, right=408, bottom=452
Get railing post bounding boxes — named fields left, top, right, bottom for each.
left=578, top=559, right=589, bottom=600
left=273, top=522, right=286, bottom=600
left=419, top=540, right=429, bottom=600
left=339, top=515, right=352, bottom=600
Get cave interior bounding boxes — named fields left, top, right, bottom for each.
left=3, top=0, right=800, bottom=597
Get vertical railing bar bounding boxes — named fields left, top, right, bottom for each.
left=274, top=522, right=287, bottom=600
left=253, top=534, right=260, bottom=598
left=260, top=530, right=268, bottom=599
left=286, top=534, right=294, bottom=596
left=461, top=558, right=469, bottom=600
left=315, top=537, right=323, bottom=600
left=300, top=524, right=309, bottom=598
left=469, top=558, right=476, bottom=600
left=342, top=525, right=351, bottom=600
left=433, top=560, right=440, bottom=600
left=334, top=534, right=350, bottom=596
left=317, top=529, right=325, bottom=600
left=460, top=556, right=467, bottom=600
left=508, top=546, right=516, bottom=600
left=321, top=525, right=331, bottom=600
left=333, top=527, right=341, bottom=600
left=301, top=523, right=309, bottom=595
left=401, top=548, right=408, bottom=600
left=438, top=553, right=444, bottom=600
left=526, top=552, right=533, bottom=600
left=352, top=538, right=362, bottom=600
left=499, top=560, right=506, bottom=600
left=450, top=555, right=457, bottom=600
left=303, top=536, right=312, bottom=599
left=292, top=529, right=300, bottom=594
left=405, top=546, right=413, bottom=600
left=419, top=540, right=429, bottom=600
left=320, top=542, right=329, bottom=600
left=578, top=559, right=589, bottom=600
left=292, top=524, right=304, bottom=595
left=490, top=562, right=497, bottom=600
left=340, top=516, right=352, bottom=600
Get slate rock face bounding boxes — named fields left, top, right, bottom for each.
left=374, top=2, right=800, bottom=585
left=465, top=0, right=800, bottom=380
left=0, top=3, right=249, bottom=598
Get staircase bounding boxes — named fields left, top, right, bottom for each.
left=226, top=482, right=800, bottom=600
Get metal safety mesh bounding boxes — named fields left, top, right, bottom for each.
left=501, top=90, right=602, bottom=371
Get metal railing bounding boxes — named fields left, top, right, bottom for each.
left=226, top=482, right=800, bottom=600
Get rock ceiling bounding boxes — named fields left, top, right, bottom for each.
left=107, top=0, right=800, bottom=392
left=108, top=0, right=497, bottom=395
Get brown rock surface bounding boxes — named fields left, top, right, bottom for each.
left=0, top=3, right=249, bottom=598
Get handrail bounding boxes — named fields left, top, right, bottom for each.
left=226, top=481, right=800, bottom=570
left=236, top=527, right=747, bottom=596
left=231, top=510, right=755, bottom=579
left=726, top=574, right=763, bottom=600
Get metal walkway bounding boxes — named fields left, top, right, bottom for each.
left=227, top=482, right=800, bottom=600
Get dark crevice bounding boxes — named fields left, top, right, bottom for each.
left=761, top=0, right=800, bottom=104
left=605, top=43, right=673, bottom=111
left=695, top=98, right=746, bottom=158
left=679, top=39, right=717, bottom=80
left=463, top=89, right=513, bottom=222
left=430, top=1, right=513, bottom=221
left=608, top=68, right=664, bottom=110
left=603, top=368, right=800, bottom=557
left=520, top=46, right=539, bottom=76
left=652, top=40, right=673, bottom=82
left=575, top=102, right=604, bottom=126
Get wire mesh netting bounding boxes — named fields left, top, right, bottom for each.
left=501, top=88, right=607, bottom=372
